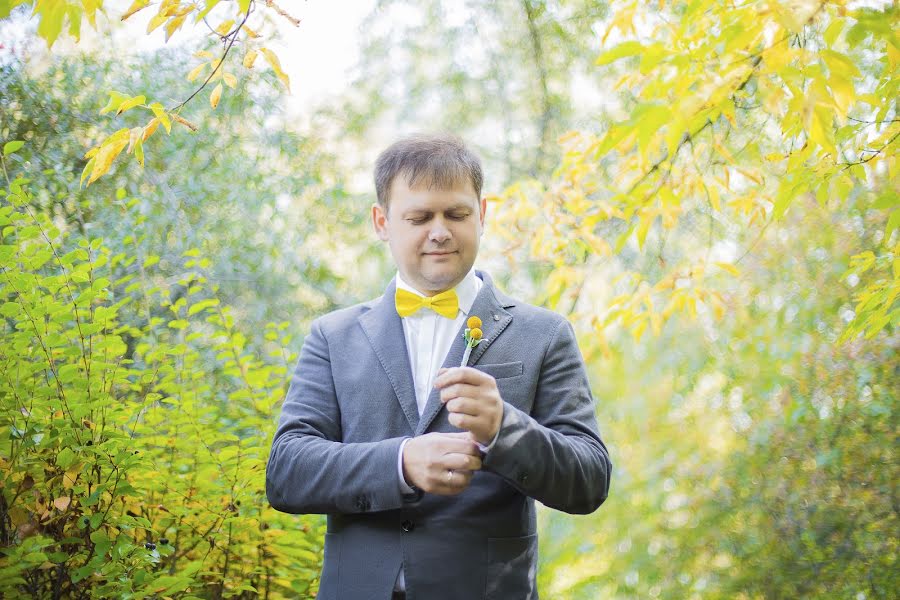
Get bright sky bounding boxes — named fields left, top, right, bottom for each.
left=1, top=0, right=376, bottom=114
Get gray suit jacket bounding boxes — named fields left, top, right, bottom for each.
left=266, top=270, right=611, bottom=600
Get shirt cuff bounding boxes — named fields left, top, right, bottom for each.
left=476, top=425, right=501, bottom=454
left=397, top=437, right=415, bottom=494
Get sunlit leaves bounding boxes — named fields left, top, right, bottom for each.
left=1, top=1, right=304, bottom=185
left=259, top=47, right=291, bottom=92
left=210, top=82, right=223, bottom=109
left=496, top=0, right=897, bottom=343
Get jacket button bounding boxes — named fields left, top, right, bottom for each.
left=401, top=520, right=415, bottom=532
left=356, top=496, right=369, bottom=511
left=518, top=472, right=529, bottom=484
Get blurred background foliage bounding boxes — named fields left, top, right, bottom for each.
left=1, top=0, right=897, bottom=598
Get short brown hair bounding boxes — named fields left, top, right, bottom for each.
left=374, top=133, right=483, bottom=212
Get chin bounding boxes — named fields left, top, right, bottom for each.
left=420, top=269, right=462, bottom=290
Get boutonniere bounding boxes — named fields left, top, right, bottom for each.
left=460, top=315, right=483, bottom=367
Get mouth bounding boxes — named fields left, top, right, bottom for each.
left=424, top=251, right=457, bottom=256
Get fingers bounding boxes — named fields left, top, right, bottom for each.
left=444, top=396, right=481, bottom=416
left=434, top=366, right=490, bottom=389
left=439, top=383, right=482, bottom=403
left=437, top=468, right=473, bottom=495
left=404, top=433, right=484, bottom=496
left=443, top=452, right=482, bottom=472
left=434, top=435, right=481, bottom=456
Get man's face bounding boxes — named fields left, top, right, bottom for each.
left=372, top=174, right=486, bottom=295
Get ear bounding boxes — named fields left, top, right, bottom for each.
left=478, top=196, right=487, bottom=229
left=372, top=203, right=390, bottom=242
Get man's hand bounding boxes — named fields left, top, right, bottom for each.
left=435, top=367, right=503, bottom=446
left=402, top=432, right=482, bottom=495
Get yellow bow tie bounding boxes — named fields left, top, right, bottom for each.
left=395, top=287, right=459, bottom=319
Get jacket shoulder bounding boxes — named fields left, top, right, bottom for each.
left=496, top=289, right=568, bottom=330
left=312, top=296, right=380, bottom=334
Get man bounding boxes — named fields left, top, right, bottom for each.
left=266, top=133, right=612, bottom=600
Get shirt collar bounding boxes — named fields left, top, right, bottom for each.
left=395, top=268, right=481, bottom=317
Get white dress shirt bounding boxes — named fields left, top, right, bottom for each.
left=393, top=268, right=499, bottom=592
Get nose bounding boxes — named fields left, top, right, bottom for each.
left=428, top=219, right=451, bottom=243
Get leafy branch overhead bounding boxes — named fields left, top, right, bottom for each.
left=0, top=0, right=299, bottom=186
left=490, top=0, right=897, bottom=344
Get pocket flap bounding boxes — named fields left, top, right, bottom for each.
left=475, top=361, right=524, bottom=379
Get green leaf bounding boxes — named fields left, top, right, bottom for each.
left=596, top=41, right=645, bottom=66
left=36, top=0, right=67, bottom=47
left=886, top=210, right=899, bottom=241
left=187, top=298, right=220, bottom=316
left=99, top=91, right=130, bottom=115
left=57, top=447, right=76, bottom=469
left=134, top=135, right=144, bottom=167
left=116, top=95, right=147, bottom=115
left=3, top=140, right=24, bottom=155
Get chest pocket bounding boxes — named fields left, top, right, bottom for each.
left=474, top=361, right=524, bottom=379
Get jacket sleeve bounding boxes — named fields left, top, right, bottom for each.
left=265, top=318, right=407, bottom=514
left=482, top=317, right=612, bottom=514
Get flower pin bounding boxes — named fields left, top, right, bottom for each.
left=460, top=315, right=483, bottom=367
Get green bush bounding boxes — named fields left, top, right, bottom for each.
left=0, top=175, right=323, bottom=599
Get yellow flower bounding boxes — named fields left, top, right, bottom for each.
left=460, top=316, right=484, bottom=367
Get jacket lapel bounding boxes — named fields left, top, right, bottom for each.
left=415, top=270, right=516, bottom=436
left=358, top=277, right=420, bottom=433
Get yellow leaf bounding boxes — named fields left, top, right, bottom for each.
left=126, top=127, right=142, bottom=154
left=631, top=319, right=648, bottom=343
left=820, top=49, right=861, bottom=80
left=149, top=103, right=171, bottom=134
left=53, top=496, right=71, bottom=511
left=121, top=0, right=150, bottom=21
left=116, top=95, right=146, bottom=115
left=210, top=83, right=223, bottom=109
left=809, top=104, right=836, bottom=155
left=89, top=135, right=129, bottom=184
left=828, top=74, right=855, bottom=116
left=62, top=467, right=79, bottom=489
left=146, top=11, right=167, bottom=34
left=707, top=185, right=721, bottom=211
left=80, top=157, right=95, bottom=187
left=165, top=14, right=187, bottom=42
left=714, top=262, right=740, bottom=276
left=215, top=19, right=235, bottom=37
left=134, top=134, right=144, bottom=168
left=243, top=25, right=260, bottom=38
left=142, top=117, right=160, bottom=141
left=243, top=48, right=258, bottom=69
left=223, top=72, right=237, bottom=88
left=194, top=0, right=221, bottom=23
left=193, top=50, right=214, bottom=59
left=187, top=62, right=207, bottom=82
left=260, top=47, right=291, bottom=92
